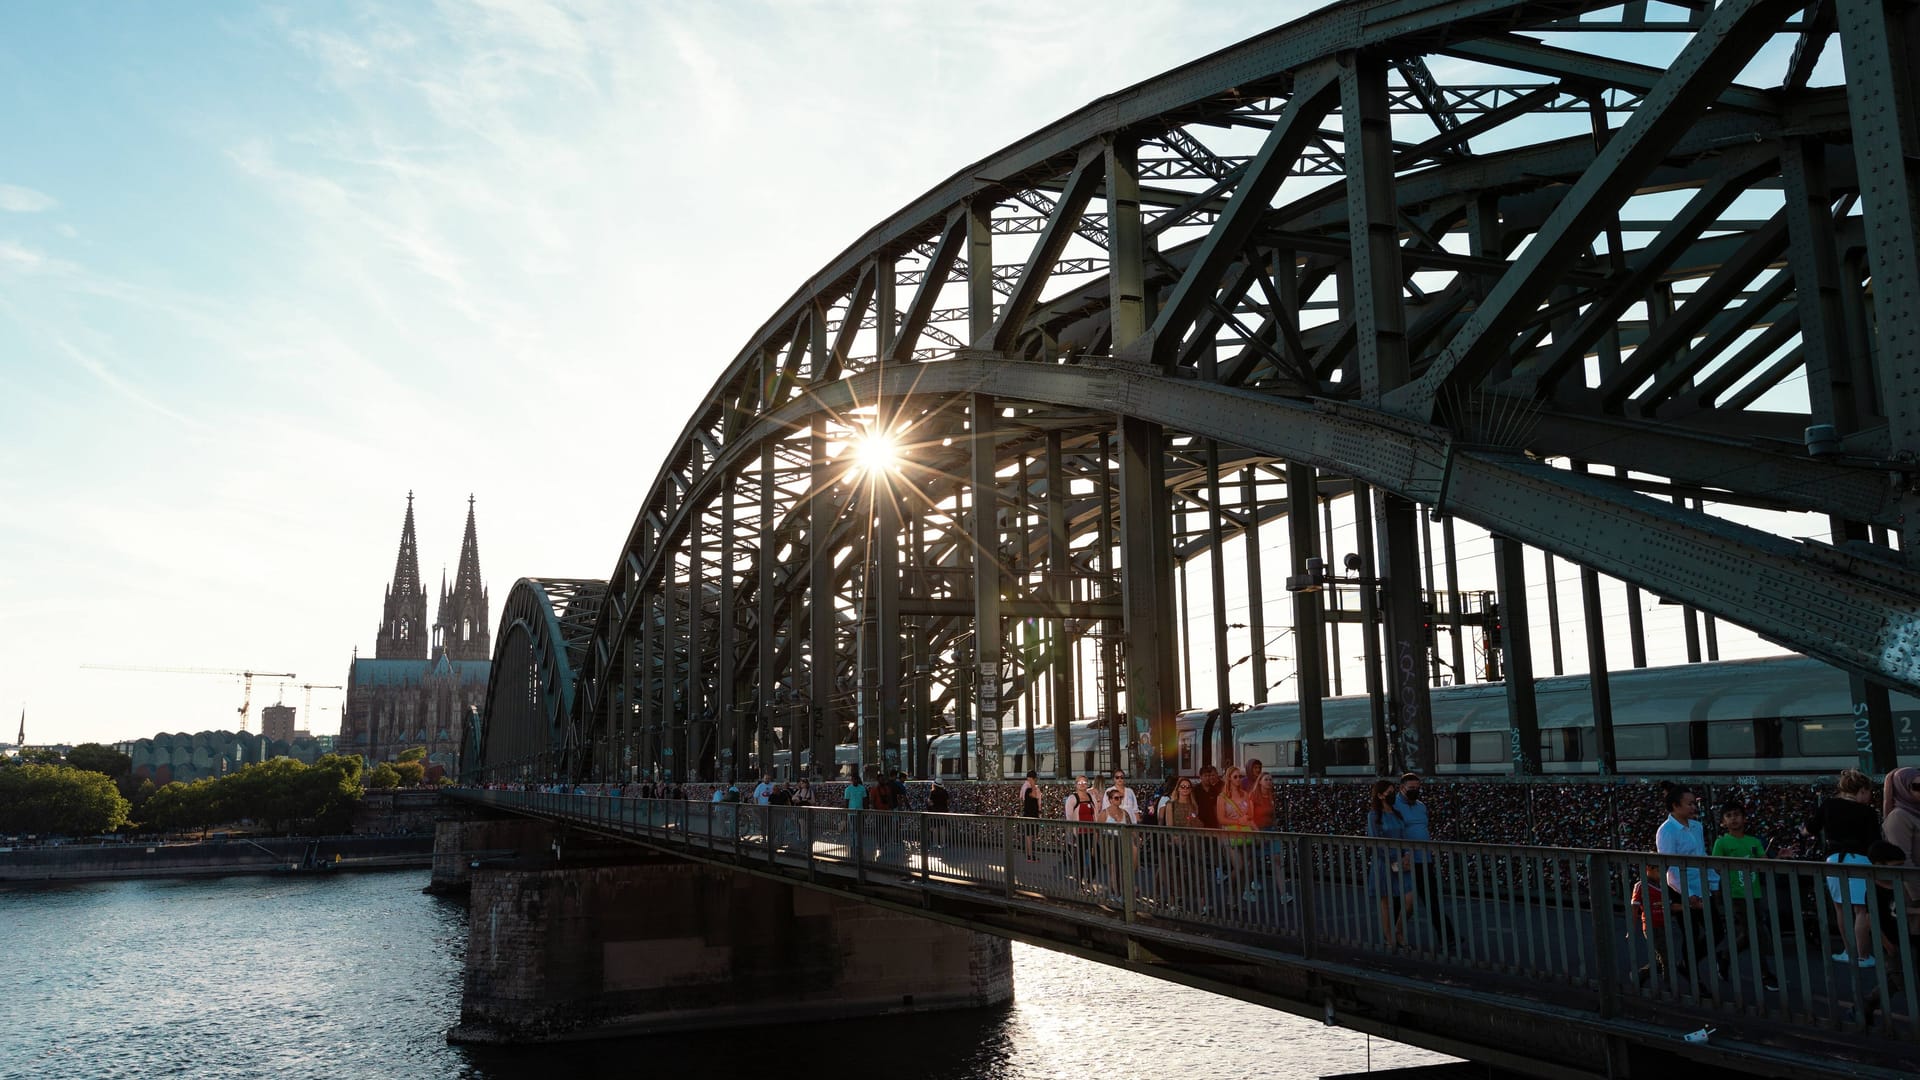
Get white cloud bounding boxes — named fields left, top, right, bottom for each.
left=0, top=183, right=55, bottom=212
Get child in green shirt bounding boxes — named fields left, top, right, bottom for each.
left=1712, top=802, right=1780, bottom=991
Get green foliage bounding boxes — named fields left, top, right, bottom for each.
left=136, top=754, right=367, bottom=836
left=65, top=743, right=132, bottom=779
left=365, top=762, right=401, bottom=790
left=19, top=747, right=65, bottom=766
left=391, top=760, right=426, bottom=787
left=396, top=746, right=428, bottom=763
left=0, top=764, right=131, bottom=836
left=141, top=780, right=220, bottom=836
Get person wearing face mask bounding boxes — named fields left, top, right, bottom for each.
left=1395, top=772, right=1458, bottom=950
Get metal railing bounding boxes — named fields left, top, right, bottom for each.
left=457, top=790, right=1920, bottom=1057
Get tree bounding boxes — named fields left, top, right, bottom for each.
left=391, top=760, right=426, bottom=787
left=19, top=747, right=64, bottom=766
left=365, top=762, right=401, bottom=790
left=396, top=746, right=427, bottom=763
left=302, top=754, right=364, bottom=833
left=66, top=743, right=132, bottom=779
left=142, top=779, right=221, bottom=837
left=0, top=765, right=131, bottom=836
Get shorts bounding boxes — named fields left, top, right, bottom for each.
left=1825, top=852, right=1870, bottom=906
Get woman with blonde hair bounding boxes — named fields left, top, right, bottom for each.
left=1217, top=766, right=1255, bottom=899
left=1367, top=777, right=1414, bottom=946
left=1805, top=767, right=1883, bottom=966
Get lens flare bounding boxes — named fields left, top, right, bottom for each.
left=852, top=430, right=900, bottom=474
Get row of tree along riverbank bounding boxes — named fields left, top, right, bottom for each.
left=1, top=744, right=444, bottom=841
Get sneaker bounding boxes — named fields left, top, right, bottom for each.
left=1832, top=951, right=1853, bottom=964
left=1248, top=880, right=1263, bottom=894
left=1858, top=956, right=1877, bottom=969
left=1278, top=892, right=1295, bottom=905
left=1763, top=976, right=1781, bottom=991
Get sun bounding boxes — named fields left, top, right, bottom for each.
left=851, top=429, right=901, bottom=475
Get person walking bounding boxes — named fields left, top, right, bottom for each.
left=1101, top=769, right=1140, bottom=824
left=1066, top=776, right=1099, bottom=885
left=1395, top=773, right=1458, bottom=950
left=1366, top=778, right=1414, bottom=946
left=1018, top=771, right=1042, bottom=861
left=1711, top=801, right=1781, bottom=991
left=1193, top=765, right=1223, bottom=828
left=1654, top=782, right=1730, bottom=988
left=1804, top=767, right=1883, bottom=967
left=1883, top=767, right=1920, bottom=925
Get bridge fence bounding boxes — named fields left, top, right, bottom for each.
left=454, top=790, right=1919, bottom=1073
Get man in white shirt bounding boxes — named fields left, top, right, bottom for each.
left=1099, top=769, right=1140, bottom=823
left=1652, top=784, right=1729, bottom=984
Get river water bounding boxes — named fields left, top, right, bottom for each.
left=0, top=871, right=1455, bottom=1080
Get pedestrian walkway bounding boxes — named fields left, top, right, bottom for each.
left=452, top=789, right=1919, bottom=1080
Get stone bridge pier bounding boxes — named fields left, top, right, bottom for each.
left=437, top=816, right=1012, bottom=1042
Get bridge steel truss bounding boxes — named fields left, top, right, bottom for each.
left=485, top=0, right=1920, bottom=785
left=469, top=578, right=606, bottom=780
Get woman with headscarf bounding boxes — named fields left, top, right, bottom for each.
left=1884, top=767, right=1920, bottom=920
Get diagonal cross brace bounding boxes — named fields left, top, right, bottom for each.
left=1391, top=0, right=1801, bottom=419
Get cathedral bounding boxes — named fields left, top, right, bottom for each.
left=338, top=494, right=491, bottom=769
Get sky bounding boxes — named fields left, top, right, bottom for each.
left=0, top=1, right=1303, bottom=747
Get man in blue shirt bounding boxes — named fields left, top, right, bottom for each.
left=1395, top=773, right=1458, bottom=950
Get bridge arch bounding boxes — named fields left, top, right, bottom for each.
left=468, top=578, right=606, bottom=781
left=481, top=0, right=1920, bottom=783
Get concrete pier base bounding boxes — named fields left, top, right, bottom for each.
left=449, top=854, right=1013, bottom=1043
left=426, top=811, right=559, bottom=895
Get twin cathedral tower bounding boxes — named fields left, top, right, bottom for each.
left=338, top=493, right=492, bottom=769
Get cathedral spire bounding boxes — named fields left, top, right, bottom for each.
left=437, top=494, right=491, bottom=661
left=375, top=492, right=429, bottom=659
left=392, top=491, right=422, bottom=598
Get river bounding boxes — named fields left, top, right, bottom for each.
left=0, top=871, right=1455, bottom=1080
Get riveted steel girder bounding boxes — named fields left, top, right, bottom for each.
left=475, top=0, right=1920, bottom=783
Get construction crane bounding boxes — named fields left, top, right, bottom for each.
left=81, top=664, right=299, bottom=733
left=298, top=684, right=343, bottom=723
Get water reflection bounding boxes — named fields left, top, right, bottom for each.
left=1, top=871, right=1451, bottom=1080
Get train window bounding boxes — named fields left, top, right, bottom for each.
left=1467, top=732, right=1503, bottom=763
left=1328, top=738, right=1372, bottom=766
left=1794, top=716, right=1856, bottom=756
left=1540, top=729, right=1584, bottom=763
left=1613, top=725, right=1670, bottom=761
left=1178, top=734, right=1195, bottom=774
left=1707, top=721, right=1755, bottom=758
left=1037, top=753, right=1052, bottom=775
left=1278, top=740, right=1301, bottom=768
left=1009, top=753, right=1023, bottom=774
left=1708, top=719, right=1785, bottom=758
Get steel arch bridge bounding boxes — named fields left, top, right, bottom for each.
left=471, top=0, right=1920, bottom=786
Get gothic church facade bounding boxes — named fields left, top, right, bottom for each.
left=339, top=494, right=491, bottom=768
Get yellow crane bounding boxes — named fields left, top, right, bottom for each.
left=81, top=664, right=299, bottom=733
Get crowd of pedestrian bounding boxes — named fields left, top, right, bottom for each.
left=1636, top=767, right=1920, bottom=1007
left=478, top=762, right=1920, bottom=1000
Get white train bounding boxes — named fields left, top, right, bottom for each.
left=1168, top=655, right=1919, bottom=776
left=754, top=657, right=1918, bottom=781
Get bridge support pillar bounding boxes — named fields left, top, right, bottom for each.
left=451, top=854, right=1013, bottom=1043
left=426, top=806, right=561, bottom=895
